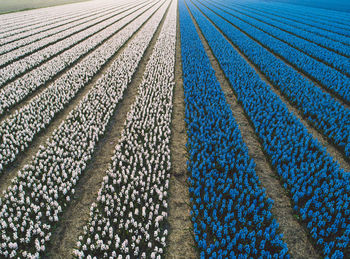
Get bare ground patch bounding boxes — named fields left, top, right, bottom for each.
left=166, top=2, right=197, bottom=258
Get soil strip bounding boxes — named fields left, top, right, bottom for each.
left=166, top=1, right=198, bottom=258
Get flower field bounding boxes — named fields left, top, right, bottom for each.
left=0, top=0, right=349, bottom=258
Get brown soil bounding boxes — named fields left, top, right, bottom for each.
left=0, top=2, right=160, bottom=197
left=186, top=1, right=320, bottom=258
left=165, top=1, right=197, bottom=258
left=44, top=1, right=171, bottom=258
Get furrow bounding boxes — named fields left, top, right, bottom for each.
left=166, top=1, right=197, bottom=257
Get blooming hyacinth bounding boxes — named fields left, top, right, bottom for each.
left=240, top=2, right=350, bottom=45
left=0, top=0, right=151, bottom=89
left=0, top=2, right=130, bottom=69
left=0, top=1, right=159, bottom=176
left=0, top=1, right=128, bottom=57
left=208, top=0, right=350, bottom=57
left=193, top=0, right=350, bottom=158
left=208, top=0, right=350, bottom=104
left=179, top=1, right=288, bottom=258
left=74, top=0, right=176, bottom=257
left=0, top=0, right=118, bottom=41
left=204, top=0, right=350, bottom=76
left=0, top=2, right=167, bottom=257
left=0, top=0, right=154, bottom=113
left=187, top=1, right=350, bottom=257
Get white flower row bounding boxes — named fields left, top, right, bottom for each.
left=0, top=1, right=143, bottom=70
left=74, top=0, right=176, bottom=257
left=0, top=0, right=122, bottom=47
left=0, top=5, right=92, bottom=35
left=0, top=0, right=117, bottom=37
left=0, top=1, right=150, bottom=87
left=0, top=1, right=163, bottom=174
left=0, top=2, right=126, bottom=55
left=0, top=1, right=153, bottom=112
left=0, top=2, right=167, bottom=258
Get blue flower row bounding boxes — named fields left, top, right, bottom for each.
left=203, top=0, right=350, bottom=76
left=212, top=0, right=350, bottom=57
left=201, top=0, right=350, bottom=104
left=238, top=1, right=350, bottom=40
left=179, top=1, right=289, bottom=258
left=193, top=0, right=350, bottom=158
left=186, top=1, right=350, bottom=257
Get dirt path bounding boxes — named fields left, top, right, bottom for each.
left=44, top=2, right=171, bottom=258
left=0, top=2, right=161, bottom=198
left=166, top=1, right=197, bottom=258
left=185, top=1, right=320, bottom=258
left=190, top=0, right=350, bottom=172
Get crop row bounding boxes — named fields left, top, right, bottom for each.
left=0, top=1, right=144, bottom=87
left=74, top=2, right=176, bottom=257
left=0, top=2, right=167, bottom=257
left=192, top=0, right=350, bottom=158
left=179, top=1, right=289, bottom=258
left=187, top=0, right=350, bottom=257
left=0, top=0, right=116, bottom=36
left=237, top=3, right=350, bottom=47
left=265, top=1, right=350, bottom=25
left=204, top=0, right=350, bottom=76
left=0, top=1, right=143, bottom=69
left=214, top=0, right=350, bottom=57
left=198, top=0, right=350, bottom=104
left=0, top=2, right=125, bottom=55
left=0, top=2, right=112, bottom=41
left=241, top=1, right=350, bottom=38
left=264, top=2, right=350, bottom=30
left=0, top=1, right=154, bottom=115
left=0, top=1, right=163, bottom=174
left=0, top=1, right=120, bottom=47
